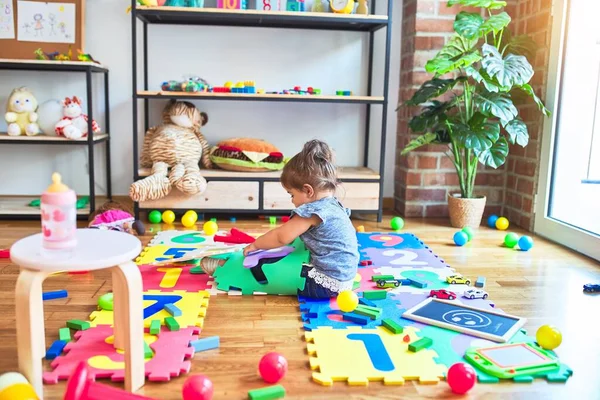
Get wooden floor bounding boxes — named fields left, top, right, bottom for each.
left=0, top=216, right=599, bottom=399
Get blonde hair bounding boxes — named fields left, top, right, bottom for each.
left=280, top=140, right=339, bottom=192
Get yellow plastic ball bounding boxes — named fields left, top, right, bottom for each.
left=495, top=217, right=510, bottom=230
left=181, top=214, right=197, bottom=228
left=162, top=210, right=176, bottom=224
left=203, top=221, right=219, bottom=235
left=184, top=210, right=198, bottom=221
left=536, top=325, right=562, bottom=350
left=336, top=290, right=359, bottom=313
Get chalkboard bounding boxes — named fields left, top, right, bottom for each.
left=402, top=298, right=526, bottom=343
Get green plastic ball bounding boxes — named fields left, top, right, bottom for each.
left=390, top=216, right=404, bottom=231
left=461, top=227, right=475, bottom=241
left=148, top=210, right=162, bottom=224
left=504, top=232, right=520, bottom=248
left=98, top=292, right=113, bottom=311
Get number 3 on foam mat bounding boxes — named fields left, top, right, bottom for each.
left=347, top=333, right=395, bottom=371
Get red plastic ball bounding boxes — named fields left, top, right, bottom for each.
left=258, top=352, right=288, bottom=383
left=447, top=363, right=476, bottom=394
left=182, top=374, right=214, bottom=400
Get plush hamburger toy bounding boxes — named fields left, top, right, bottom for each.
left=210, top=138, right=286, bottom=172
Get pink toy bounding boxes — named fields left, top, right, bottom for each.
left=55, top=96, right=100, bottom=140
left=446, top=362, right=476, bottom=394
left=214, top=228, right=255, bottom=244
left=41, top=173, right=77, bottom=256
left=258, top=352, right=287, bottom=384
left=64, top=361, right=155, bottom=400
left=182, top=374, right=214, bottom=400
left=0, top=249, right=9, bottom=258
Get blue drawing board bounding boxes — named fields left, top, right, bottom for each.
left=402, top=298, right=526, bottom=342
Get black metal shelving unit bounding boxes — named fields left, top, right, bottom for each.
left=130, top=3, right=393, bottom=222
left=0, top=59, right=112, bottom=220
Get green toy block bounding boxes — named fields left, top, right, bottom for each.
left=352, top=280, right=360, bottom=290
left=408, top=337, right=433, bottom=352
left=248, top=384, right=286, bottom=400
left=382, top=319, right=403, bottom=334
left=58, top=327, right=71, bottom=343
left=66, top=320, right=90, bottom=331
left=149, top=319, right=161, bottom=335
left=371, top=274, right=394, bottom=282
left=144, top=341, right=153, bottom=358
left=269, top=216, right=277, bottom=224
left=362, top=290, right=387, bottom=300
left=353, top=306, right=379, bottom=320
left=356, top=304, right=382, bottom=315
left=164, top=316, right=180, bottom=331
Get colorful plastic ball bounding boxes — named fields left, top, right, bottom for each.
left=336, top=290, right=359, bottom=313
left=97, top=292, right=113, bottom=311
left=446, top=362, right=476, bottom=394
left=390, top=216, right=404, bottom=231
left=536, top=325, right=562, bottom=350
left=504, top=232, right=520, bottom=248
left=181, top=214, right=197, bottom=228
left=148, top=210, right=162, bottom=224
left=487, top=214, right=499, bottom=228
left=495, top=217, right=509, bottom=230
left=182, top=374, right=214, bottom=400
left=518, top=235, right=534, bottom=251
left=461, top=226, right=475, bottom=241
left=453, top=231, right=469, bottom=246
left=258, top=352, right=288, bottom=384
left=162, top=210, right=176, bottom=224
left=203, top=220, right=219, bottom=235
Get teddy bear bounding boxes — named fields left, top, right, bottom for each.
left=54, top=96, right=100, bottom=139
left=5, top=87, right=41, bottom=136
left=130, top=100, right=212, bottom=202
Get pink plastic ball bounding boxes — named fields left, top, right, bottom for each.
left=258, top=352, right=288, bottom=383
left=447, top=363, right=476, bottom=394
left=182, top=374, right=214, bottom=400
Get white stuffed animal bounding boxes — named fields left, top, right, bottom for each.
left=54, top=96, right=100, bottom=139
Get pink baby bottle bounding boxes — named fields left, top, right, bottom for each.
left=41, top=173, right=77, bottom=258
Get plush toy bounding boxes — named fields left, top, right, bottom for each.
left=129, top=100, right=212, bottom=202
left=5, top=87, right=40, bottom=136
left=88, top=201, right=145, bottom=235
left=210, top=138, right=286, bottom=172
left=37, top=99, right=64, bottom=135
left=54, top=96, right=100, bottom=139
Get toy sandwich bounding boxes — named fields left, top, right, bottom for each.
left=209, top=138, right=286, bottom=172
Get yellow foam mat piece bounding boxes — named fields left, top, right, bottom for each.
left=90, top=290, right=209, bottom=329
left=305, top=326, right=446, bottom=386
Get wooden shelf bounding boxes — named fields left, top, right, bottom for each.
left=137, top=90, right=385, bottom=104
left=0, top=196, right=91, bottom=217
left=138, top=166, right=380, bottom=181
left=135, top=6, right=389, bottom=32
left=0, top=133, right=109, bottom=145
left=0, top=59, right=108, bottom=73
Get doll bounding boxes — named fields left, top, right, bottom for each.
left=88, top=201, right=145, bottom=235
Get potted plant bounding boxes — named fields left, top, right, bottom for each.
left=398, top=0, right=550, bottom=228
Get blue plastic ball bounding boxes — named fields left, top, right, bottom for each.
left=487, top=214, right=499, bottom=228
left=453, top=231, right=469, bottom=246
left=518, top=235, right=534, bottom=251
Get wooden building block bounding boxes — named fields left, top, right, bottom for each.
left=149, top=319, right=161, bottom=335
left=476, top=276, right=486, bottom=288
left=408, top=337, right=433, bottom=352
left=66, top=320, right=90, bottom=331
left=164, top=303, right=182, bottom=317
left=58, top=327, right=71, bottom=343
left=382, top=319, right=404, bottom=334
left=353, top=306, right=379, bottom=320
left=408, top=278, right=428, bottom=288
left=164, top=316, right=180, bottom=331
left=46, top=340, right=67, bottom=360
left=362, top=290, right=387, bottom=300
left=358, top=297, right=377, bottom=307
left=342, top=312, right=370, bottom=325
left=190, top=336, right=220, bottom=352
left=248, top=384, right=286, bottom=400
left=371, top=274, right=395, bottom=282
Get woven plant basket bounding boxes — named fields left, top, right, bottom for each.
left=447, top=193, right=487, bottom=228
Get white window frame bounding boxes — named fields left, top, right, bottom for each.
left=534, top=0, right=600, bottom=261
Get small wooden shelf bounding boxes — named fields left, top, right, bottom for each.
left=0, top=59, right=108, bottom=73
left=0, top=133, right=109, bottom=145
left=137, top=90, right=385, bottom=104
left=135, top=6, right=389, bottom=32
left=0, top=196, right=91, bottom=217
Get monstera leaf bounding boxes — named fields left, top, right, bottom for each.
left=426, top=35, right=481, bottom=76
left=481, top=12, right=511, bottom=35
left=481, top=44, right=534, bottom=88
left=409, top=100, right=454, bottom=133
left=447, top=0, right=507, bottom=9
left=476, top=136, right=508, bottom=168
left=401, top=132, right=438, bottom=155
left=475, top=91, right=518, bottom=123
left=455, top=12, right=510, bottom=39
left=453, top=113, right=500, bottom=152
left=406, top=78, right=465, bottom=106
left=503, top=33, right=538, bottom=60
left=505, top=119, right=529, bottom=146
left=465, top=66, right=511, bottom=93
left=517, top=83, right=551, bottom=116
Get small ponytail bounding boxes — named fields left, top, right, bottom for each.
left=281, top=140, right=339, bottom=192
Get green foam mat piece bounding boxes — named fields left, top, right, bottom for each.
left=213, top=237, right=308, bottom=295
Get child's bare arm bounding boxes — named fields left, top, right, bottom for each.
left=244, top=215, right=320, bottom=255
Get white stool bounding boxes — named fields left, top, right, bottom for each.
left=10, top=229, right=144, bottom=399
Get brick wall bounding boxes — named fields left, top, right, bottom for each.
left=395, top=0, right=552, bottom=230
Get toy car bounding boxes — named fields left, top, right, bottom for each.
left=376, top=279, right=400, bottom=288
left=583, top=283, right=600, bottom=293
left=429, top=289, right=457, bottom=300
left=446, top=274, right=471, bottom=285
left=463, top=288, right=488, bottom=299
